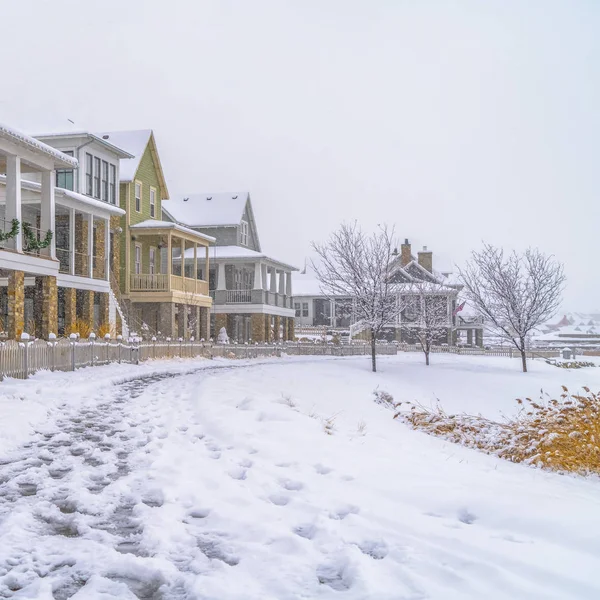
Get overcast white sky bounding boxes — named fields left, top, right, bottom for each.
left=1, top=0, right=598, bottom=310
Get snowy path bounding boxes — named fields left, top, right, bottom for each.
left=1, top=355, right=600, bottom=599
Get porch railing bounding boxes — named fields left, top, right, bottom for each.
left=226, top=289, right=252, bottom=303
left=130, top=273, right=169, bottom=291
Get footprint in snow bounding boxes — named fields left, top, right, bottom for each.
left=316, top=556, right=354, bottom=591
left=293, top=523, right=317, bottom=540
left=357, top=539, right=388, bottom=560
left=238, top=458, right=253, bottom=468
left=188, top=508, right=211, bottom=519
left=314, top=464, right=332, bottom=475
left=280, top=479, right=303, bottom=491
left=329, top=504, right=360, bottom=520
left=269, top=494, right=290, bottom=506
left=228, top=467, right=247, bottom=481
left=457, top=508, right=477, bottom=525
left=209, top=451, right=221, bottom=460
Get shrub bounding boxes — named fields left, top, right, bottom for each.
left=373, top=388, right=394, bottom=408
left=97, top=322, right=113, bottom=339
left=68, top=319, right=92, bottom=339
left=395, top=386, right=600, bottom=476
left=546, top=359, right=597, bottom=369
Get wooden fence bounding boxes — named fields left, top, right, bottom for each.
left=0, top=338, right=562, bottom=381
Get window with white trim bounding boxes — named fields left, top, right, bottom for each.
left=110, top=164, right=116, bottom=204
left=93, top=157, right=101, bottom=198
left=150, top=187, right=156, bottom=218
left=85, top=153, right=93, bottom=196
left=149, top=247, right=156, bottom=274
left=240, top=220, right=248, bottom=246
left=302, top=302, right=309, bottom=317
left=135, top=244, right=141, bottom=275
left=101, top=160, right=109, bottom=202
left=294, top=303, right=301, bottom=317
left=135, top=182, right=141, bottom=212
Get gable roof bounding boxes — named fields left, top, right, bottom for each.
left=34, top=131, right=134, bottom=159
left=98, top=130, right=169, bottom=199
left=163, top=192, right=250, bottom=227
left=1, top=123, right=79, bottom=169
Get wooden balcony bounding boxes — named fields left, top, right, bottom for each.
left=130, top=273, right=208, bottom=296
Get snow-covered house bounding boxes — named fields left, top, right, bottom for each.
left=533, top=313, right=600, bottom=348
left=0, top=123, right=125, bottom=338
left=163, top=193, right=297, bottom=342
left=294, top=240, right=484, bottom=346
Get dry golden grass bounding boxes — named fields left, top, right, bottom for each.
left=393, top=386, right=600, bottom=476
left=67, top=319, right=92, bottom=339
left=97, top=322, right=113, bottom=338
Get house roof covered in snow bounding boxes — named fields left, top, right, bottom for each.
left=163, top=192, right=250, bottom=228
left=130, top=219, right=215, bottom=243
left=34, top=131, right=134, bottom=160
left=96, top=130, right=152, bottom=181
left=1, top=123, right=79, bottom=169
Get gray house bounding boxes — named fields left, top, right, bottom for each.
left=163, top=192, right=297, bottom=342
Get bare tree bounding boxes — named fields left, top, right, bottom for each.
left=458, top=244, right=565, bottom=372
left=402, top=282, right=450, bottom=366
left=312, top=222, right=403, bottom=372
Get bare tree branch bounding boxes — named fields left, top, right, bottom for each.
left=458, top=244, right=565, bottom=372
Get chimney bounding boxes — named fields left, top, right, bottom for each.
left=418, top=245, right=433, bottom=272
left=401, top=238, right=411, bottom=266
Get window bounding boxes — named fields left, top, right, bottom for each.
left=109, top=164, right=116, bottom=204
left=85, top=153, right=93, bottom=195
left=135, top=245, right=141, bottom=275
left=93, top=157, right=101, bottom=198
left=302, top=302, right=309, bottom=317
left=150, top=187, right=156, bottom=218
left=240, top=220, right=248, bottom=246
left=295, top=303, right=301, bottom=317
left=135, top=182, right=141, bottom=212
left=101, top=161, right=109, bottom=202
left=56, top=150, right=74, bottom=190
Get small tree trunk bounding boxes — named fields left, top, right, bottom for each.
left=425, top=350, right=430, bottom=366
left=371, top=329, right=377, bottom=372
left=520, top=348, right=527, bottom=372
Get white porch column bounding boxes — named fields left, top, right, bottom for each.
left=193, top=243, right=198, bottom=289
left=261, top=264, right=268, bottom=291
left=180, top=238, right=185, bottom=277
left=104, top=217, right=110, bottom=281
left=87, top=213, right=93, bottom=278
left=253, top=261, right=262, bottom=289
left=217, top=262, right=226, bottom=290
left=5, top=155, right=22, bottom=252
left=166, top=233, right=172, bottom=278
left=40, top=170, right=56, bottom=259
left=69, top=209, right=76, bottom=275
left=269, top=267, right=277, bottom=293
left=278, top=270, right=285, bottom=295
left=285, top=271, right=292, bottom=296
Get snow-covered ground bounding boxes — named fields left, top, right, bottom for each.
left=1, top=354, right=600, bottom=599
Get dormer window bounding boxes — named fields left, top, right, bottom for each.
left=240, top=220, right=249, bottom=246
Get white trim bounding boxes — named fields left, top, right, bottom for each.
left=134, top=180, right=142, bottom=213
left=134, top=243, right=142, bottom=275
left=149, top=186, right=156, bottom=218
left=211, top=304, right=295, bottom=318
left=0, top=250, right=59, bottom=276
left=56, top=274, right=111, bottom=293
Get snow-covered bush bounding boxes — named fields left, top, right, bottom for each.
left=546, top=359, right=597, bottom=369
left=373, top=388, right=394, bottom=409
left=395, top=386, right=600, bottom=475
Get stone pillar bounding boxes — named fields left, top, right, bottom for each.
left=264, top=315, right=273, bottom=343
left=110, top=215, right=122, bottom=285
left=180, top=304, right=188, bottom=338
left=98, top=292, right=109, bottom=328
left=93, top=219, right=106, bottom=279
left=75, top=214, right=88, bottom=277
left=159, top=302, right=176, bottom=338
left=81, top=290, right=94, bottom=330
left=215, top=313, right=227, bottom=338
left=250, top=314, right=265, bottom=343
left=7, top=271, right=24, bottom=339
left=199, top=307, right=209, bottom=340
left=34, top=276, right=58, bottom=339
left=64, top=287, right=77, bottom=334
left=194, top=305, right=201, bottom=339
left=287, top=317, right=295, bottom=341
left=274, top=315, right=281, bottom=342
left=475, top=329, right=483, bottom=347
left=281, top=317, right=288, bottom=342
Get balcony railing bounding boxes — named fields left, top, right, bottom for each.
left=226, top=289, right=252, bottom=303
left=130, top=274, right=208, bottom=296
left=56, top=247, right=70, bottom=274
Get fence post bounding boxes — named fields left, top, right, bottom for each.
left=134, top=341, right=139, bottom=365
left=89, top=332, right=96, bottom=367
left=48, top=332, right=57, bottom=372
left=69, top=332, right=77, bottom=371
left=104, top=333, right=111, bottom=365
left=152, top=336, right=157, bottom=359
left=179, top=337, right=183, bottom=359
left=20, top=332, right=30, bottom=379
left=117, top=334, right=122, bottom=364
